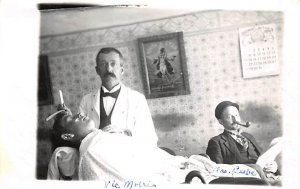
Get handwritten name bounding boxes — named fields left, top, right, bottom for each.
left=214, top=165, right=258, bottom=177
left=105, top=180, right=156, bottom=189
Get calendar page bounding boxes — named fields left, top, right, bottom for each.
left=239, top=24, right=280, bottom=79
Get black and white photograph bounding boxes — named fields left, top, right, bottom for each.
left=1, top=1, right=300, bottom=189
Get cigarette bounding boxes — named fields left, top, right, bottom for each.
left=59, top=90, right=64, bottom=104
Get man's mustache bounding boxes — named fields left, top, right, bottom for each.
left=104, top=72, right=116, bottom=78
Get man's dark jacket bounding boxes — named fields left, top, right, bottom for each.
left=206, top=131, right=263, bottom=164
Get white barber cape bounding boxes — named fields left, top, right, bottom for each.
left=78, top=83, right=158, bottom=146
left=78, top=130, right=191, bottom=183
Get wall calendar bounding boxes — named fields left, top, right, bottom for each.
left=239, top=24, right=280, bottom=79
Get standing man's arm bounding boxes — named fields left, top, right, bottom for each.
left=78, top=96, right=87, bottom=115
left=133, top=95, right=158, bottom=146
left=206, top=139, right=223, bottom=164
left=77, top=94, right=99, bottom=128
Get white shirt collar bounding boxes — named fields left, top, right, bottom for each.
left=101, top=83, right=121, bottom=93
left=225, top=129, right=241, bottom=135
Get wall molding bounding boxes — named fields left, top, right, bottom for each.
left=40, top=10, right=283, bottom=56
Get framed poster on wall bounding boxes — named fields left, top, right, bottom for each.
left=138, top=32, right=190, bottom=99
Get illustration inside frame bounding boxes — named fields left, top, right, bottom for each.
left=139, top=32, right=190, bottom=99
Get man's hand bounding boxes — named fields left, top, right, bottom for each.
left=102, top=125, right=132, bottom=136
left=263, top=161, right=278, bottom=173
left=57, top=104, right=72, bottom=115
left=102, top=125, right=118, bottom=133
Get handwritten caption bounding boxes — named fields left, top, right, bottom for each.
left=214, top=165, right=258, bottom=177
left=105, top=180, right=156, bottom=189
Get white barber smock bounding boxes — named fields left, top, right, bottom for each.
left=78, top=83, right=158, bottom=146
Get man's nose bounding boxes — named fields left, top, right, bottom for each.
left=233, top=115, right=241, bottom=121
left=231, top=116, right=236, bottom=122
left=107, top=64, right=113, bottom=72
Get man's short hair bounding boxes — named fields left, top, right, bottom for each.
left=215, top=101, right=239, bottom=119
left=95, top=47, right=123, bottom=64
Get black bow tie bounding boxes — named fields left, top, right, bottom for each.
left=101, top=88, right=120, bottom=98
left=61, top=175, right=72, bottom=180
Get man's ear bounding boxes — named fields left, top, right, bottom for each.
left=61, top=133, right=75, bottom=141
left=218, top=119, right=223, bottom=126
left=95, top=66, right=100, bottom=75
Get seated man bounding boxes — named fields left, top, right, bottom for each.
left=206, top=101, right=282, bottom=185
left=48, top=109, right=269, bottom=185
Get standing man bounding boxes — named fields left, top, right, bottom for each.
left=206, top=101, right=278, bottom=174
left=78, top=47, right=158, bottom=146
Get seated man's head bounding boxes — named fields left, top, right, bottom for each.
left=53, top=112, right=96, bottom=146
left=215, top=101, right=241, bottom=131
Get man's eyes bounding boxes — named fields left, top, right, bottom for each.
left=224, top=116, right=233, bottom=119
left=99, top=62, right=106, bottom=67
left=100, top=61, right=116, bottom=66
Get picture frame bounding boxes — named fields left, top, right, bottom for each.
left=38, top=54, right=54, bottom=106
left=138, top=32, right=190, bottom=99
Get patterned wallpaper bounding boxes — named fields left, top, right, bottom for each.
left=37, top=10, right=283, bottom=178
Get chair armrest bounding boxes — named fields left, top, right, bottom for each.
left=184, top=170, right=206, bottom=184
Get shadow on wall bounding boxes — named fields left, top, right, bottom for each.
left=152, top=113, right=196, bottom=132
left=239, top=102, right=282, bottom=150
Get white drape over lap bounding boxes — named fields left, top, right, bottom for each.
left=78, top=130, right=189, bottom=183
